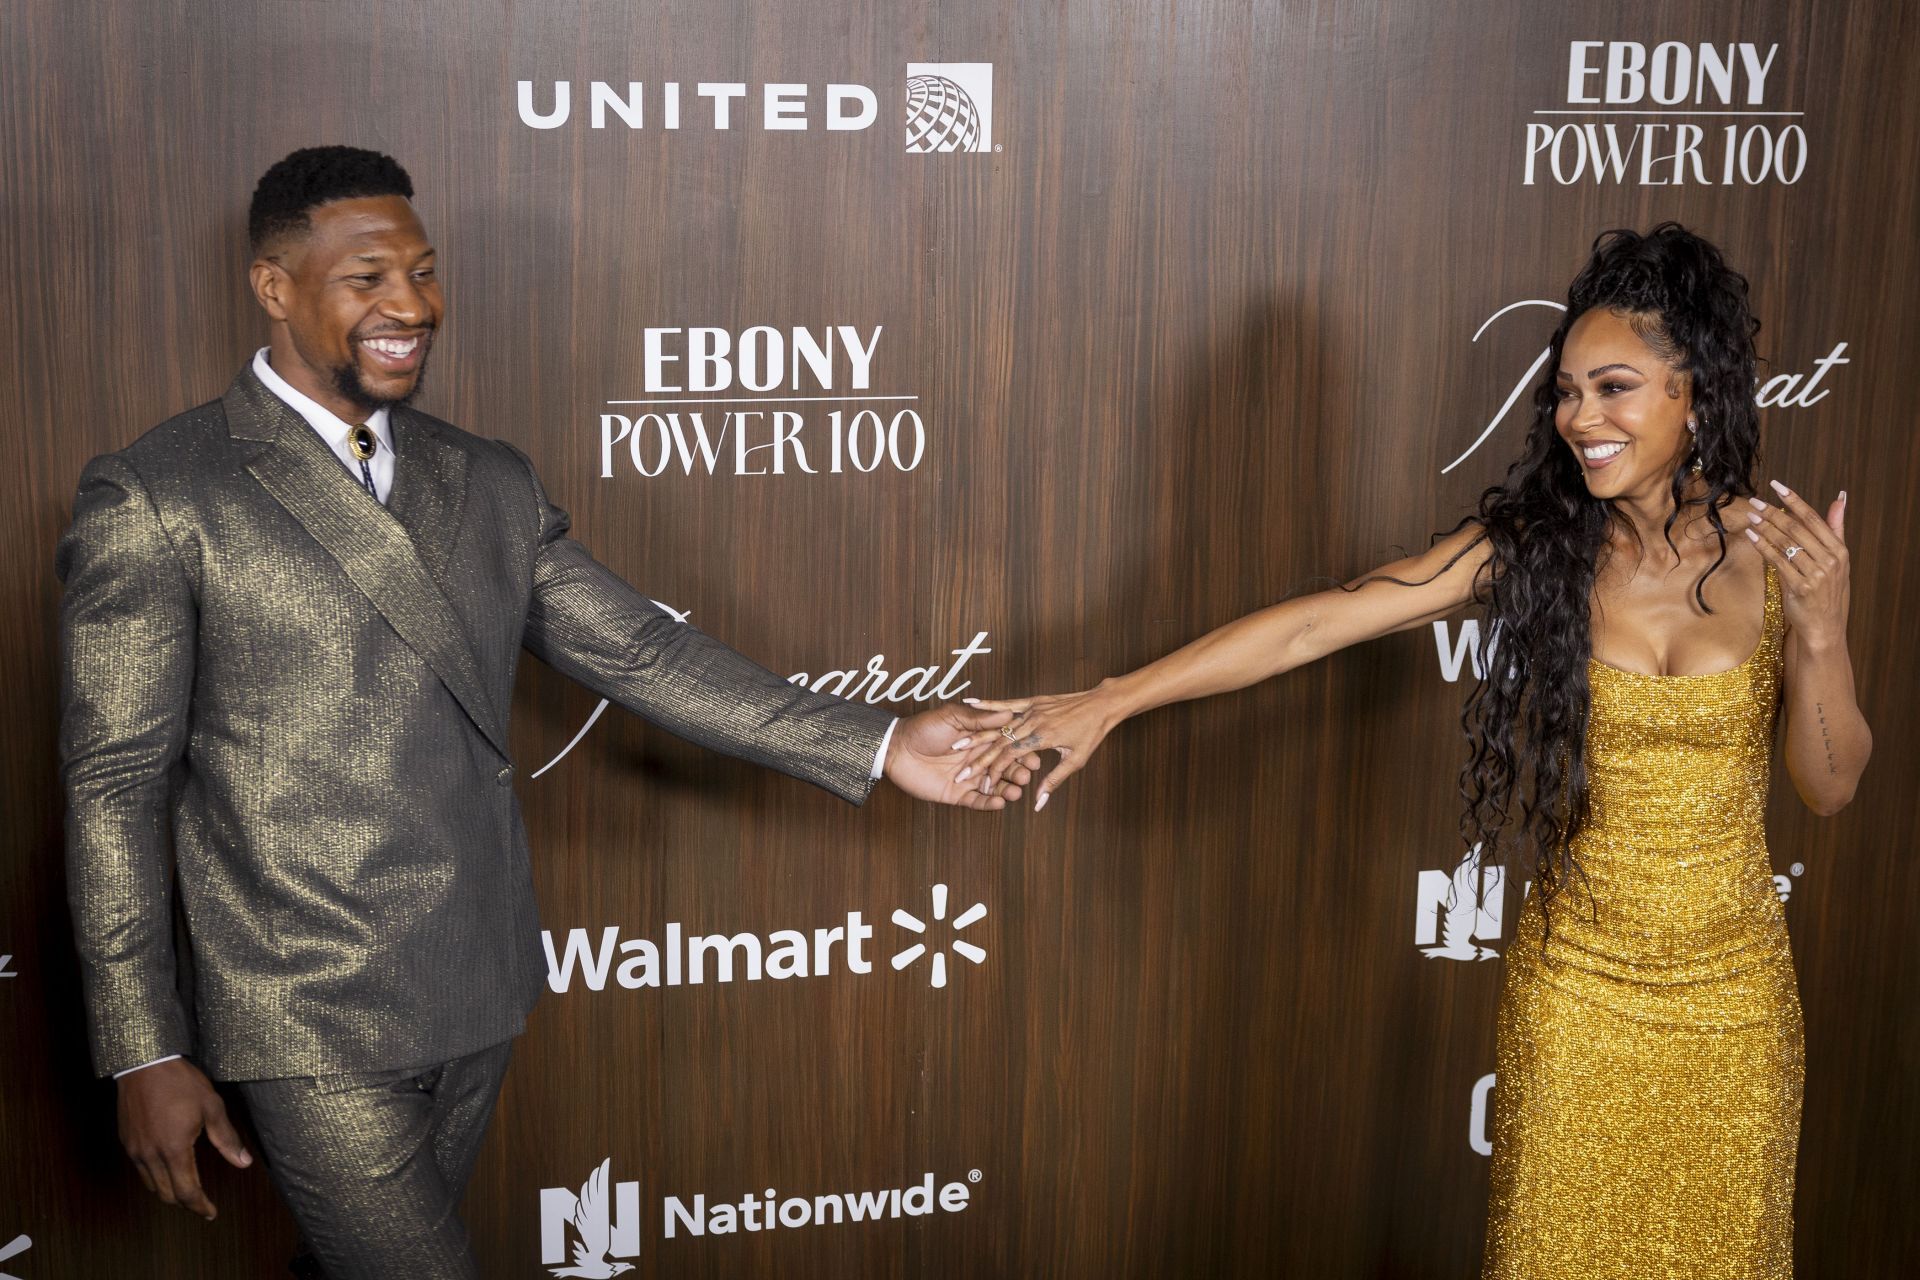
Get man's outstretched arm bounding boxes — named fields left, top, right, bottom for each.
left=511, top=448, right=1033, bottom=806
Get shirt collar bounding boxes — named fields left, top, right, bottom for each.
left=252, top=348, right=392, bottom=453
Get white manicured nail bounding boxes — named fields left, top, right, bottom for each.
left=1745, top=528, right=1760, bottom=541
left=1770, top=479, right=1791, bottom=497
left=956, top=767, right=972, bottom=782
left=961, top=698, right=981, bottom=705
left=951, top=738, right=972, bottom=750
left=1035, top=792, right=1050, bottom=812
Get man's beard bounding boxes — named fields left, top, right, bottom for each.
left=330, top=341, right=432, bottom=415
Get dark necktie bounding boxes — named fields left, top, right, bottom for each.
left=348, top=424, right=379, bottom=500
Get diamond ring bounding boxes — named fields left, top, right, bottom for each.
left=1785, top=545, right=1804, bottom=559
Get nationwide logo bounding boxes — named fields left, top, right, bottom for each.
left=1415, top=850, right=1799, bottom=969
left=539, top=1160, right=979, bottom=1266
left=1442, top=298, right=1852, bottom=476
left=544, top=885, right=990, bottom=996
left=890, top=884, right=988, bottom=988
left=1415, top=846, right=1505, bottom=961
left=665, top=1169, right=979, bottom=1237
left=1522, top=41, right=1805, bottom=186
left=905, top=64, right=995, bottom=153
left=542, top=1158, right=641, bottom=1276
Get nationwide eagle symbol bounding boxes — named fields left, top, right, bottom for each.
left=548, top=1158, right=637, bottom=1277
left=1419, top=849, right=1503, bottom=961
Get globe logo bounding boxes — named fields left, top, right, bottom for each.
left=906, top=75, right=983, bottom=153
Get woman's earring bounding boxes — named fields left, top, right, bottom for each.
left=1687, top=416, right=1698, bottom=434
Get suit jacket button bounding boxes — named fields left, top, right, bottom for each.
left=496, top=766, right=513, bottom=786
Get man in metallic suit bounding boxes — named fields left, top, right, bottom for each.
left=56, top=146, right=1034, bottom=1278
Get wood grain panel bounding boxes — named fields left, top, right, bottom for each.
left=1, top=1, right=1914, bottom=1275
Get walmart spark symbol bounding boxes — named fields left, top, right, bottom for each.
left=0, top=1233, right=30, bottom=1280
left=890, top=884, right=986, bottom=988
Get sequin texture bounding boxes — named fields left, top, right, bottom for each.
left=1483, top=565, right=1802, bottom=1278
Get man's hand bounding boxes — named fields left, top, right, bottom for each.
left=116, top=1058, right=254, bottom=1221
left=883, top=703, right=1041, bottom=809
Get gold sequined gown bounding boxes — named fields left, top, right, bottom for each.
left=1483, top=566, right=1802, bottom=1279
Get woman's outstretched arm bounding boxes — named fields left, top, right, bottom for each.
left=956, top=523, right=1492, bottom=806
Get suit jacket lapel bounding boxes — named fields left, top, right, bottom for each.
left=223, top=368, right=509, bottom=759
left=386, top=407, right=470, bottom=584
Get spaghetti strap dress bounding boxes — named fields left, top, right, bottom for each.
left=1483, top=564, right=1802, bottom=1279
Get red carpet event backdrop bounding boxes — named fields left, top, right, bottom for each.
left=2, top=1, right=1915, bottom=1275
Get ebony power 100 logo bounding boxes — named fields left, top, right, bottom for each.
left=1523, top=41, right=1806, bottom=186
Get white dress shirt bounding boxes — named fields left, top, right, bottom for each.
left=252, top=347, right=394, bottom=503
left=113, top=354, right=896, bottom=1082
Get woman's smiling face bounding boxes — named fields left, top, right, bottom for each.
left=1554, top=307, right=1694, bottom=502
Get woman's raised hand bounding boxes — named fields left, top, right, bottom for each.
left=1745, top=480, right=1850, bottom=647
left=948, top=685, right=1128, bottom=811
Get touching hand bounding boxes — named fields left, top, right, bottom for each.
left=116, top=1057, right=254, bottom=1221
left=951, top=684, right=1126, bottom=810
left=1745, top=480, right=1850, bottom=648
left=884, top=702, right=1041, bottom=810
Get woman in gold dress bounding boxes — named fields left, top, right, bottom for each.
left=950, top=225, right=1873, bottom=1276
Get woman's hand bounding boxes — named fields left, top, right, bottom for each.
left=1747, top=479, right=1872, bottom=816
left=1745, top=480, right=1849, bottom=647
left=948, top=682, right=1131, bottom=810
left=884, top=703, right=1039, bottom=809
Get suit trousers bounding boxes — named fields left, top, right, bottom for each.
left=236, top=1039, right=514, bottom=1280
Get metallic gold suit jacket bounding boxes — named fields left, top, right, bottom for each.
left=57, top=366, right=893, bottom=1080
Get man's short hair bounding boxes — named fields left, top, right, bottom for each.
left=248, top=146, right=415, bottom=255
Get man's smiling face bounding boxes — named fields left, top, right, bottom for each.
left=253, top=194, right=442, bottom=418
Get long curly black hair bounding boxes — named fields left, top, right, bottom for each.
left=1455, top=223, right=1762, bottom=911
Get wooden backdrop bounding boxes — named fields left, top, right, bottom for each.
left=1, top=1, right=1914, bottom=1275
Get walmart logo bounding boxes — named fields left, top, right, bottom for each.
left=890, top=884, right=988, bottom=989
left=544, top=885, right=990, bottom=994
